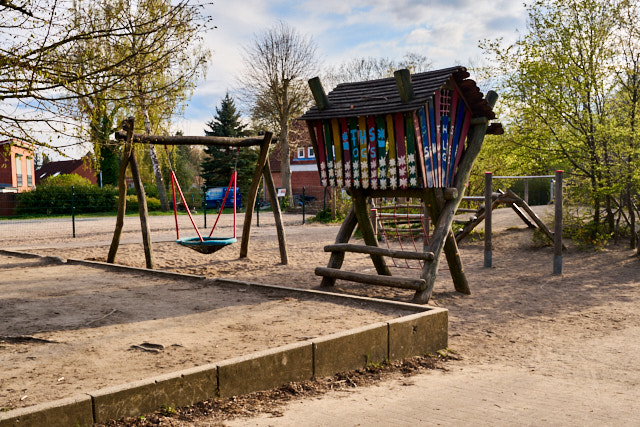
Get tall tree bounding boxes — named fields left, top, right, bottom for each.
left=322, top=52, right=432, bottom=89
left=615, top=0, right=640, bottom=251
left=237, top=21, right=318, bottom=199
left=201, top=93, right=257, bottom=197
left=482, top=0, right=620, bottom=238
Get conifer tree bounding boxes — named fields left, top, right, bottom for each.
left=201, top=93, right=257, bottom=199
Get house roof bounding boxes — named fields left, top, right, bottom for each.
left=300, top=66, right=496, bottom=121
left=36, top=159, right=89, bottom=181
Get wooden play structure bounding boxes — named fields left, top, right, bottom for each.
left=107, top=118, right=288, bottom=268
left=301, top=66, right=503, bottom=303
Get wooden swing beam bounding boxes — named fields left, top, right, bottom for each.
left=108, top=123, right=288, bottom=268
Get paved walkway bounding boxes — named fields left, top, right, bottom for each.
left=224, top=325, right=640, bottom=426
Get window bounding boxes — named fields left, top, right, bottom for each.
left=15, top=154, right=22, bottom=187
left=307, top=146, right=315, bottom=159
left=26, top=157, right=33, bottom=186
left=297, top=147, right=305, bottom=159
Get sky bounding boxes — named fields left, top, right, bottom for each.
left=172, top=0, right=528, bottom=136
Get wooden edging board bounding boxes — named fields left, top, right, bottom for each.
left=0, top=251, right=448, bottom=427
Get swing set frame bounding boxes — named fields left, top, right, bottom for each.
left=108, top=117, right=288, bottom=268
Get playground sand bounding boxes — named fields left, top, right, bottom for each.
left=4, top=206, right=640, bottom=423
left=0, top=254, right=413, bottom=411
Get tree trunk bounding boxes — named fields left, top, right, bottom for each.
left=141, top=108, right=169, bottom=211
left=280, top=116, right=292, bottom=199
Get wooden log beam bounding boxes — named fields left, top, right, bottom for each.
left=509, top=202, right=536, bottom=229
left=315, top=267, right=426, bottom=291
left=553, top=170, right=563, bottom=275
left=360, top=187, right=457, bottom=200
left=129, top=148, right=154, bottom=269
left=505, top=189, right=555, bottom=243
left=351, top=189, right=391, bottom=276
left=107, top=118, right=134, bottom=264
left=484, top=172, right=492, bottom=268
left=308, top=77, right=331, bottom=111
left=240, top=132, right=273, bottom=258
left=114, top=131, right=274, bottom=147
left=320, top=207, right=358, bottom=287
left=394, top=69, right=415, bottom=102
left=324, top=243, right=435, bottom=261
left=263, top=160, right=288, bottom=265
left=415, top=90, right=499, bottom=303
left=423, top=189, right=470, bottom=297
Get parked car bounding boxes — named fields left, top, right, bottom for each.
left=205, top=187, right=242, bottom=210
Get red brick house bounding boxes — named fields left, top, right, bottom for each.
left=269, top=120, right=324, bottom=201
left=0, top=139, right=36, bottom=193
left=36, top=157, right=98, bottom=185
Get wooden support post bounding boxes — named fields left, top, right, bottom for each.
left=308, top=77, right=331, bottom=111
left=351, top=189, right=391, bottom=276
left=107, top=118, right=134, bottom=264
left=240, top=132, right=273, bottom=259
left=129, top=148, right=154, bottom=269
left=553, top=170, right=563, bottom=275
left=424, top=189, right=470, bottom=295
left=394, top=69, right=414, bottom=102
left=320, top=207, right=358, bottom=287
left=415, top=196, right=458, bottom=303
left=416, top=90, right=498, bottom=303
left=263, top=160, right=288, bottom=265
left=370, top=208, right=378, bottom=238
left=484, top=172, right=493, bottom=268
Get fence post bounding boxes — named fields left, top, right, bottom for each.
left=524, top=178, right=529, bottom=204
left=256, top=196, right=260, bottom=227
left=302, top=186, right=306, bottom=225
left=202, top=188, right=207, bottom=229
left=484, top=172, right=492, bottom=268
left=553, top=170, right=563, bottom=275
left=71, top=185, right=76, bottom=238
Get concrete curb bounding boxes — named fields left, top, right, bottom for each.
left=0, top=251, right=448, bottom=426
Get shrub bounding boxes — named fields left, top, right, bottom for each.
left=16, top=176, right=117, bottom=215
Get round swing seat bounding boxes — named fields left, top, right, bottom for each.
left=176, top=237, right=237, bottom=254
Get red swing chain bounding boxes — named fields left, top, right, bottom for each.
left=167, top=145, right=238, bottom=242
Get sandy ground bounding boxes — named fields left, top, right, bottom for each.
left=0, top=253, right=411, bottom=411
left=2, top=206, right=640, bottom=424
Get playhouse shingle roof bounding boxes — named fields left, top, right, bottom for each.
left=300, top=66, right=496, bottom=121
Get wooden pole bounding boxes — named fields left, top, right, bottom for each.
left=351, top=189, right=391, bottom=276
left=394, top=69, right=414, bottom=102
left=308, top=77, right=331, bottom=111
left=320, top=206, right=358, bottom=287
left=129, top=149, right=154, bottom=269
left=107, top=118, right=134, bottom=264
left=484, top=172, right=492, bottom=268
left=114, top=132, right=272, bottom=147
left=240, top=132, right=273, bottom=259
left=415, top=90, right=498, bottom=303
left=263, top=160, right=288, bottom=265
left=423, top=189, right=470, bottom=295
left=553, top=170, right=563, bottom=275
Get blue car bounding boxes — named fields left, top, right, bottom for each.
left=205, top=187, right=242, bottom=209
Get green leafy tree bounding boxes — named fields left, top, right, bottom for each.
left=481, top=0, right=620, bottom=239
left=201, top=94, right=257, bottom=198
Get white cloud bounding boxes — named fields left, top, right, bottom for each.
left=177, top=0, right=528, bottom=134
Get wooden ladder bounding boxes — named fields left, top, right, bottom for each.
left=315, top=243, right=434, bottom=291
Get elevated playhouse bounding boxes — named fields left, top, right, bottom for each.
left=301, top=66, right=502, bottom=303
